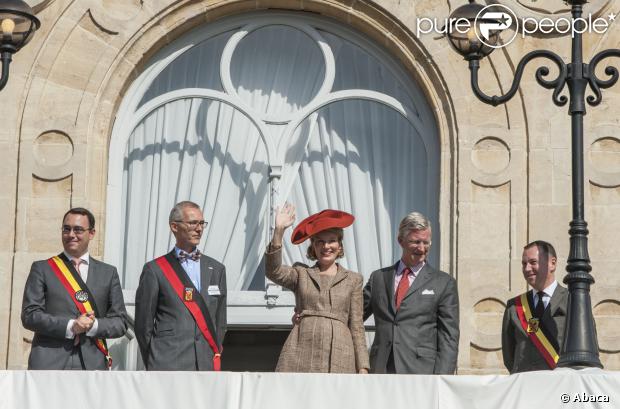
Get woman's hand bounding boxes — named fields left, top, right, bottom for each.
left=270, top=203, right=296, bottom=248
left=358, top=368, right=369, bottom=374
left=275, top=203, right=296, bottom=231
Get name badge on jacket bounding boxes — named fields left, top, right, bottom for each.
left=208, top=285, right=221, bottom=296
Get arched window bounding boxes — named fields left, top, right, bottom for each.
left=106, top=12, right=440, bottom=321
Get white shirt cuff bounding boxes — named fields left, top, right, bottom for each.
left=86, top=318, right=99, bottom=337
left=65, top=319, right=75, bottom=339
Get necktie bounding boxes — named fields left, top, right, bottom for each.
left=72, top=258, right=87, bottom=283
left=395, top=268, right=412, bottom=310
left=534, top=291, right=546, bottom=318
left=71, top=258, right=84, bottom=346
left=178, top=249, right=201, bottom=262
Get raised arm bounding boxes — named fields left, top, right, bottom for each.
left=265, top=203, right=300, bottom=290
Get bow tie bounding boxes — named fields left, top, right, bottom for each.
left=178, top=249, right=201, bottom=262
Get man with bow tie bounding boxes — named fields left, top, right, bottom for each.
left=21, top=207, right=127, bottom=369
left=502, top=240, right=568, bottom=373
left=135, top=201, right=227, bottom=371
left=363, top=211, right=459, bottom=374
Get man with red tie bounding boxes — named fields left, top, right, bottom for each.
left=21, top=208, right=128, bottom=369
left=363, top=212, right=459, bottom=374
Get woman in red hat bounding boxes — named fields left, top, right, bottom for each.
left=265, top=203, right=369, bottom=373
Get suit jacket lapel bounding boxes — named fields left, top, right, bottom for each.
left=547, top=284, right=567, bottom=318
left=329, top=265, right=348, bottom=288
left=85, top=256, right=97, bottom=288
left=307, top=265, right=322, bottom=291
left=384, top=262, right=398, bottom=313
left=199, top=254, right=211, bottom=299
left=404, top=264, right=433, bottom=301
left=305, top=264, right=349, bottom=291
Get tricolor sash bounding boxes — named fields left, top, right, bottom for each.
left=47, top=255, right=112, bottom=369
left=514, top=292, right=559, bottom=369
left=156, top=254, right=222, bottom=371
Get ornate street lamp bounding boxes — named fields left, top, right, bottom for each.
left=0, top=0, right=39, bottom=91
left=447, top=0, right=616, bottom=368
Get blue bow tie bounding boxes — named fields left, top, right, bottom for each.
left=178, top=249, right=201, bottom=262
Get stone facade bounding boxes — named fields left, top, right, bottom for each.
left=3, top=0, right=620, bottom=372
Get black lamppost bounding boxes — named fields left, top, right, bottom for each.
left=0, top=0, right=39, bottom=91
left=447, top=0, right=614, bottom=368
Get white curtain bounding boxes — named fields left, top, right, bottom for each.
left=138, top=31, right=234, bottom=108
left=230, top=25, right=325, bottom=118
left=121, top=98, right=270, bottom=290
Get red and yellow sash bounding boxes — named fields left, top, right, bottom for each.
left=156, top=255, right=222, bottom=370
left=514, top=293, right=558, bottom=369
left=47, top=256, right=112, bottom=369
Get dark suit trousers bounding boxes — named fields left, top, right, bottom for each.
left=386, top=349, right=396, bottom=374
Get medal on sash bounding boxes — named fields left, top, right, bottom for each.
left=75, top=290, right=89, bottom=303
left=184, top=287, right=194, bottom=302
left=527, top=317, right=540, bottom=333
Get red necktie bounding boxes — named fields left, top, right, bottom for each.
left=395, top=267, right=412, bottom=310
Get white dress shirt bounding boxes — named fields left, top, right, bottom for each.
left=393, top=260, right=425, bottom=294
left=175, top=247, right=201, bottom=291
left=64, top=252, right=99, bottom=339
left=532, top=280, right=558, bottom=310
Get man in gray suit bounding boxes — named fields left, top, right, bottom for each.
left=135, top=201, right=227, bottom=371
left=21, top=208, right=128, bottom=370
left=502, top=240, right=567, bottom=373
left=363, top=212, right=459, bottom=374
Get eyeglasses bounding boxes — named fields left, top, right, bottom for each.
left=174, top=220, right=208, bottom=230
left=407, top=240, right=431, bottom=247
left=61, top=226, right=92, bottom=235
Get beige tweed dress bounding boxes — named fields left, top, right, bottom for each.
left=265, top=246, right=370, bottom=373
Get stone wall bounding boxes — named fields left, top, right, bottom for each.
left=3, top=0, right=620, bottom=372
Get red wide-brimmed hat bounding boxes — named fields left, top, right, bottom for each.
left=291, top=209, right=355, bottom=244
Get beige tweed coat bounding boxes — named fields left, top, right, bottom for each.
left=266, top=247, right=370, bottom=373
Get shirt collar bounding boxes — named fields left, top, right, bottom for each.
left=533, top=280, right=558, bottom=298
left=175, top=246, right=199, bottom=257
left=64, top=251, right=90, bottom=265
left=397, top=260, right=425, bottom=277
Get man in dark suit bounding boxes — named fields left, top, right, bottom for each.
left=21, top=208, right=128, bottom=370
left=363, top=212, right=459, bottom=374
left=135, top=201, right=227, bottom=371
left=502, top=240, right=567, bottom=373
